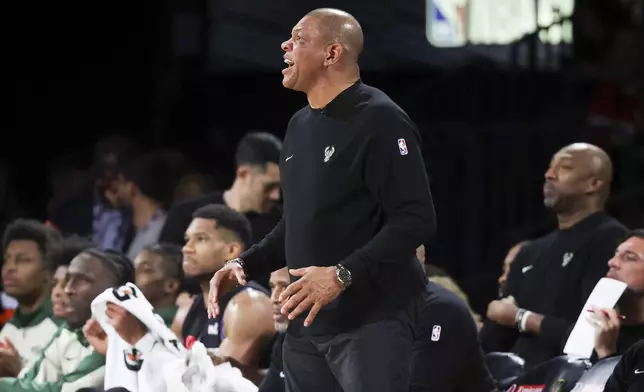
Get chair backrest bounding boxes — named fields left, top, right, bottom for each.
left=485, top=352, right=526, bottom=388
left=504, top=355, right=591, bottom=392
left=568, top=356, right=622, bottom=392
left=544, top=356, right=592, bottom=392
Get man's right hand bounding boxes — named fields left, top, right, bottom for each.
left=207, top=259, right=247, bottom=319
left=83, top=319, right=108, bottom=356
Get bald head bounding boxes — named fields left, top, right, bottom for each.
left=560, top=143, right=612, bottom=196
left=306, top=8, right=364, bottom=62
left=544, top=142, right=614, bottom=214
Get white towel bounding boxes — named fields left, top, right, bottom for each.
left=91, top=283, right=187, bottom=392
left=163, top=342, right=258, bottom=392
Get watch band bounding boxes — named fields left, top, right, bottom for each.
left=515, top=308, right=526, bottom=331
left=225, top=258, right=245, bottom=270
left=335, top=264, right=352, bottom=290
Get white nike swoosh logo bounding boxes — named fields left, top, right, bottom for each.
left=635, top=369, right=644, bottom=374
left=522, top=265, right=534, bottom=274
left=285, top=155, right=294, bottom=162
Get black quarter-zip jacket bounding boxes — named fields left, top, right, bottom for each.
left=240, top=80, right=436, bottom=336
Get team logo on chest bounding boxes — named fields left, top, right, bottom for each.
left=562, top=252, right=574, bottom=267
left=324, top=145, right=335, bottom=163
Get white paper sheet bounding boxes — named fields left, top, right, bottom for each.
left=563, top=277, right=628, bottom=358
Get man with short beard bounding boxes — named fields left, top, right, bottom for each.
left=587, top=230, right=644, bottom=360
left=481, top=143, right=629, bottom=369
left=258, top=267, right=289, bottom=392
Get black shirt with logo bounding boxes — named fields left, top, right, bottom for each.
left=240, top=80, right=436, bottom=336
left=412, top=281, right=496, bottom=392
left=604, top=339, right=644, bottom=392
left=480, top=212, right=628, bottom=368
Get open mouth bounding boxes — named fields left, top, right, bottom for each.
left=284, top=59, right=294, bottom=68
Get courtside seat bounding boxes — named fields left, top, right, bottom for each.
left=485, top=352, right=526, bottom=389
left=567, top=355, right=621, bottom=392
left=504, top=355, right=591, bottom=392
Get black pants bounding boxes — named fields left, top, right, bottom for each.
left=283, top=294, right=422, bottom=392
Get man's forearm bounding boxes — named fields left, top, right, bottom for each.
left=240, top=219, right=286, bottom=279
left=524, top=311, right=545, bottom=335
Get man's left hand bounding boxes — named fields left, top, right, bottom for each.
left=487, top=296, right=519, bottom=327
left=279, top=266, right=343, bottom=327
left=0, top=338, right=22, bottom=377
left=106, top=303, right=148, bottom=346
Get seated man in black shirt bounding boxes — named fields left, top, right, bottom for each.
left=258, top=267, right=289, bottom=392
left=160, top=132, right=282, bottom=256
left=589, top=230, right=644, bottom=360
left=480, top=143, right=629, bottom=369
left=412, top=250, right=496, bottom=392
left=179, top=204, right=275, bottom=384
left=603, top=339, right=644, bottom=392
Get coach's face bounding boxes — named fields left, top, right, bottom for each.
left=281, top=15, right=328, bottom=92
left=543, top=146, right=596, bottom=212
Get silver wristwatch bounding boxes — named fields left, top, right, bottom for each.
left=335, top=264, right=352, bottom=290
left=225, top=258, right=245, bottom=270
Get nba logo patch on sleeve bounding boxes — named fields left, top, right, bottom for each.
left=397, top=138, right=408, bottom=155
left=431, top=325, right=441, bottom=341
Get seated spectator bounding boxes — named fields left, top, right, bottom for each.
left=480, top=143, right=629, bottom=369
left=179, top=204, right=274, bottom=384
left=133, top=243, right=183, bottom=326
left=0, top=219, right=63, bottom=375
left=258, top=267, right=289, bottom=392
left=50, top=134, right=137, bottom=252
left=603, top=339, right=644, bottom=392
left=160, top=132, right=283, bottom=290
left=51, top=235, right=94, bottom=319
left=0, top=248, right=135, bottom=390
left=110, top=150, right=186, bottom=260
left=588, top=230, right=644, bottom=360
left=412, top=247, right=496, bottom=391
left=417, top=245, right=483, bottom=328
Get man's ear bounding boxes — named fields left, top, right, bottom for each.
left=164, top=278, right=180, bottom=295
left=586, top=178, right=604, bottom=194
left=324, top=42, right=343, bottom=66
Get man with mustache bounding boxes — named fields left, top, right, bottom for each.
left=480, top=143, right=629, bottom=369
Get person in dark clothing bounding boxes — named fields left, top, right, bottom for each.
left=480, top=143, right=629, bottom=369
left=412, top=248, right=496, bottom=392
left=50, top=135, right=137, bottom=252
left=412, top=281, right=497, bottom=392
left=209, top=8, right=435, bottom=392
left=588, top=230, right=644, bottom=360
left=258, top=267, right=289, bottom=392
left=159, top=132, right=282, bottom=249
left=603, top=339, right=644, bottom=392
left=159, top=132, right=282, bottom=291
left=179, top=204, right=275, bottom=385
